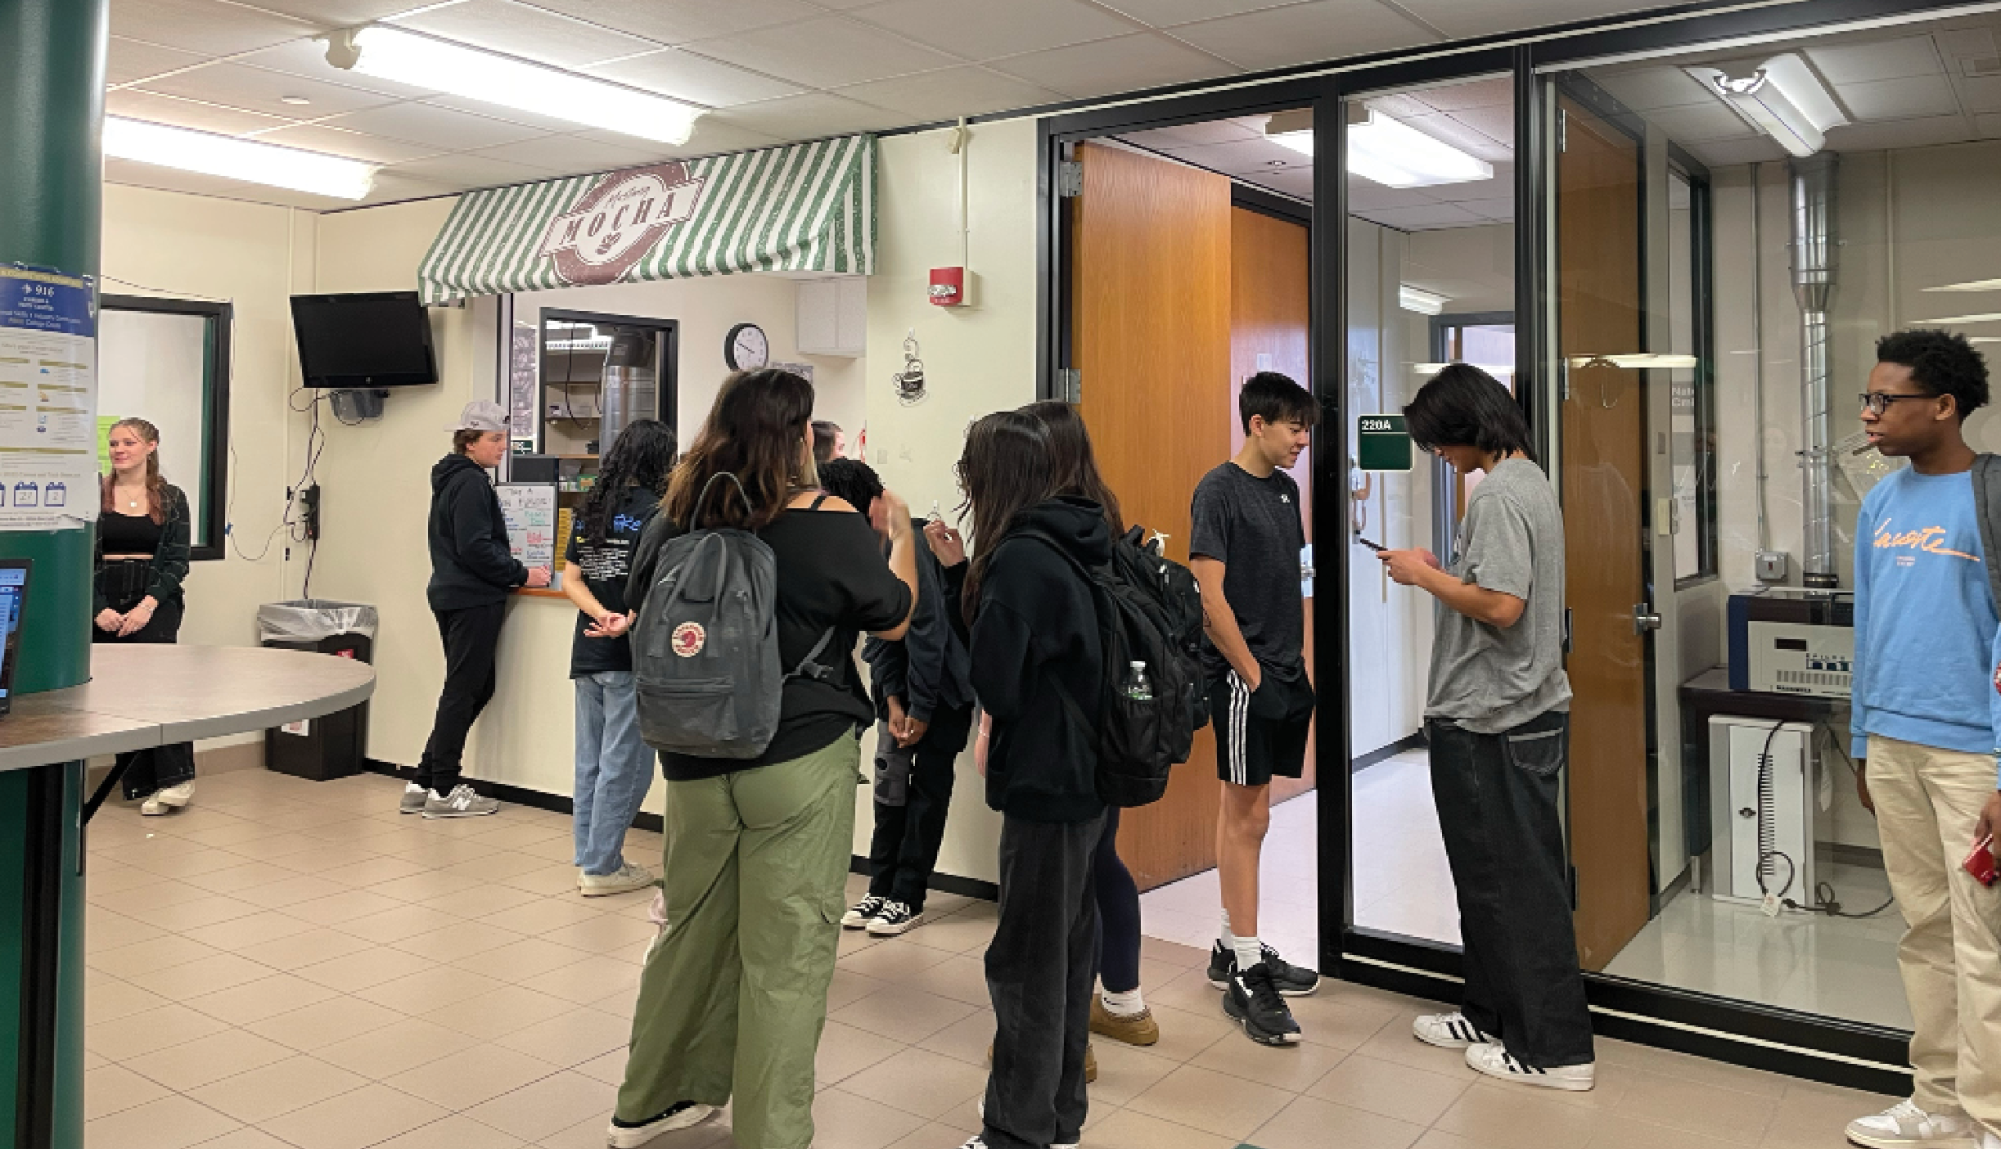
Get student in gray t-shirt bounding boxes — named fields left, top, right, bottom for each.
left=1376, top=365, right=1595, bottom=1093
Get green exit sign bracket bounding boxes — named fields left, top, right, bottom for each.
left=1356, top=413, right=1411, bottom=472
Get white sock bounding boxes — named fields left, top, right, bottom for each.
left=1220, top=909, right=1234, bottom=951
left=1232, top=935, right=1263, bottom=974
left=1101, top=986, right=1146, bottom=1017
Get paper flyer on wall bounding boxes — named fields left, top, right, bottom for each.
left=496, top=482, right=558, bottom=582
left=0, top=266, right=97, bottom=531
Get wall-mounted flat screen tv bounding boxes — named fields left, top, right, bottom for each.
left=291, top=291, right=438, bottom=388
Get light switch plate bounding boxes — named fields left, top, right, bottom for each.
left=1756, top=551, right=1790, bottom=582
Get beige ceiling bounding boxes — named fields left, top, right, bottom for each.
left=103, top=0, right=1686, bottom=211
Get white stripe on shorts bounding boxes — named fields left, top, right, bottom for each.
left=1228, top=670, right=1251, bottom=786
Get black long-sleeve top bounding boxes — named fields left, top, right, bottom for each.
left=94, top=483, right=191, bottom=611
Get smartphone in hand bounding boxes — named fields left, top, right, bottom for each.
left=1356, top=537, right=1385, bottom=553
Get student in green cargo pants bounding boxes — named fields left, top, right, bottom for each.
left=610, top=371, right=919, bottom=1149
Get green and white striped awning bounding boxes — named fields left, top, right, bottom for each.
left=417, top=134, right=874, bottom=303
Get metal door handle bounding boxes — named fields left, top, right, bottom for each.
left=1633, top=604, right=1662, bottom=633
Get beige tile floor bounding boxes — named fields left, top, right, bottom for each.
left=84, top=768, right=1893, bottom=1149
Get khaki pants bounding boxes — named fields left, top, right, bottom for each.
left=1868, top=735, right=2001, bottom=1134
left=616, top=736, right=859, bottom=1149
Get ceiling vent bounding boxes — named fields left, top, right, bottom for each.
left=1962, top=55, right=2001, bottom=77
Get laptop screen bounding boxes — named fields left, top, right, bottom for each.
left=0, top=560, right=28, bottom=714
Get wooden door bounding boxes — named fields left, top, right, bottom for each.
left=1229, top=206, right=1316, bottom=807
left=1072, top=142, right=1234, bottom=890
left=1556, top=98, right=1654, bottom=971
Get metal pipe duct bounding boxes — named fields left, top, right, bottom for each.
left=1789, top=153, right=1839, bottom=588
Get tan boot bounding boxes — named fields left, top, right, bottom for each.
left=1090, top=994, right=1160, bottom=1046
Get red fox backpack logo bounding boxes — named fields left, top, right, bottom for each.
left=671, top=621, right=706, bottom=658
left=538, top=162, right=707, bottom=286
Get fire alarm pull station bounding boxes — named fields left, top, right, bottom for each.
left=928, top=267, right=965, bottom=306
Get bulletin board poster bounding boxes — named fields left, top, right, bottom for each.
left=0, top=266, right=98, bottom=530
left=496, top=483, right=557, bottom=575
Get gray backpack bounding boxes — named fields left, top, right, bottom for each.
left=632, top=475, right=836, bottom=759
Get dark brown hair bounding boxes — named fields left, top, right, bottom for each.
left=452, top=428, right=484, bottom=454
left=101, top=417, right=168, bottom=524
left=666, top=369, right=818, bottom=531
left=1019, top=400, right=1123, bottom=536
left=956, top=410, right=1057, bottom=619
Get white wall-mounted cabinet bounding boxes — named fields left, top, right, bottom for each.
left=796, top=276, right=867, bottom=358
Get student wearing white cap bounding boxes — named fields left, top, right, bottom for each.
left=401, top=401, right=551, bottom=817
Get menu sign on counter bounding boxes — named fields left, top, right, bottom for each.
left=497, top=483, right=559, bottom=586
left=0, top=266, right=97, bottom=531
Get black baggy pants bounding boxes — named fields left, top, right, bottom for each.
left=416, top=601, right=506, bottom=795
left=94, top=597, right=195, bottom=799
left=866, top=703, right=975, bottom=911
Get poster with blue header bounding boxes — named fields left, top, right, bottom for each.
left=0, top=265, right=97, bottom=531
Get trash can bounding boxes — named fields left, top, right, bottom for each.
left=258, top=600, right=378, bottom=781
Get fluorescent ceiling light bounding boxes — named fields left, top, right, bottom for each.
left=1685, top=53, right=1846, bottom=157
left=1918, top=312, right=2001, bottom=324
left=1567, top=353, right=1700, bottom=369
left=329, top=26, right=703, bottom=145
left=1399, top=285, right=1448, bottom=315
left=1265, top=110, right=1493, bottom=188
left=1924, top=279, right=2001, bottom=293
left=103, top=117, right=375, bottom=199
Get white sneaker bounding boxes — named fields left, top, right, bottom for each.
left=398, top=783, right=427, bottom=814
left=422, top=784, right=499, bottom=818
left=154, top=782, right=193, bottom=808
left=606, top=1102, right=715, bottom=1148
left=579, top=862, right=656, bottom=898
left=1845, top=1099, right=1974, bottom=1149
left=1413, top=1011, right=1495, bottom=1049
left=1464, top=1042, right=1594, bottom=1092
left=140, top=794, right=167, bottom=816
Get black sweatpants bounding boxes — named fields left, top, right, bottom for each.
left=416, top=601, right=506, bottom=795
left=94, top=597, right=195, bottom=799
left=984, top=812, right=1103, bottom=1149
left=1094, top=806, right=1142, bottom=995
left=866, top=703, right=975, bottom=911
left=1426, top=711, right=1595, bottom=1069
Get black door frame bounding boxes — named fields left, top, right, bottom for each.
left=1034, top=0, right=1985, bottom=1096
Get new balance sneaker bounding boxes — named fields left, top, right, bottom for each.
left=421, top=784, right=499, bottom=819
left=1223, top=962, right=1302, bottom=1046
left=579, top=862, right=656, bottom=898
left=1091, top=993, right=1161, bottom=1046
left=1208, top=940, right=1320, bottom=996
left=607, top=1101, right=716, bottom=1148
left=1464, top=1043, right=1594, bottom=1092
left=155, top=782, right=193, bottom=809
left=842, top=895, right=887, bottom=929
left=398, top=783, right=427, bottom=814
left=1844, top=1099, right=1974, bottom=1149
left=139, top=793, right=168, bottom=816
left=867, top=901, right=923, bottom=936
left=1413, top=1012, right=1496, bottom=1050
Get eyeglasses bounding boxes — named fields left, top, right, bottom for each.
left=1859, top=392, right=1934, bottom=416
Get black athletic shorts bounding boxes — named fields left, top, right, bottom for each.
left=1211, top=668, right=1316, bottom=787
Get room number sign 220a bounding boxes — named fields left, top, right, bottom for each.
left=1356, top=414, right=1412, bottom=473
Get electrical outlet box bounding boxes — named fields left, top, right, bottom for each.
left=1756, top=551, right=1790, bottom=583
left=300, top=485, right=321, bottom=541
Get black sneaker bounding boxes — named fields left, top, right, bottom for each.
left=607, top=1101, right=716, bottom=1148
left=1207, top=941, right=1320, bottom=997
left=1223, top=962, right=1302, bottom=1046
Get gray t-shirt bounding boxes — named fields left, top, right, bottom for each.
left=1425, top=457, right=1571, bottom=733
left=1190, top=461, right=1306, bottom=680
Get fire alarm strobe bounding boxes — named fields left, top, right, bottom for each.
left=928, top=266, right=965, bottom=306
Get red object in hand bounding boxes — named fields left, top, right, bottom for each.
left=1968, top=835, right=1998, bottom=887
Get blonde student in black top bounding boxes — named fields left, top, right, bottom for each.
left=94, top=418, right=195, bottom=815
left=608, top=369, right=917, bottom=1149
left=562, top=419, right=673, bottom=898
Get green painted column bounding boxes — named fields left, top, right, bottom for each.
left=0, top=4, right=108, bottom=1149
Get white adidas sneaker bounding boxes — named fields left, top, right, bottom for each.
left=1464, top=1042, right=1594, bottom=1092
left=1413, top=1011, right=1495, bottom=1050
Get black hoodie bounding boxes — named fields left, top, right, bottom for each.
left=426, top=453, right=528, bottom=612
left=953, top=496, right=1109, bottom=824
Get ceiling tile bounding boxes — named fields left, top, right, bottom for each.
left=240, top=39, right=440, bottom=100
left=1956, top=74, right=2001, bottom=115
left=1639, top=101, right=1756, bottom=143
left=136, top=63, right=401, bottom=120
left=1386, top=0, right=1658, bottom=39
left=1826, top=113, right=1973, bottom=152
left=1591, top=67, right=1713, bottom=111
left=1244, top=167, right=1314, bottom=201
left=245, top=0, right=434, bottom=21
left=105, top=89, right=297, bottom=136
left=1977, top=111, right=2001, bottom=139
left=832, top=67, right=1065, bottom=120
left=713, top=93, right=912, bottom=141
left=391, top=153, right=562, bottom=192
left=243, top=123, right=444, bottom=164
left=1080, top=0, right=1298, bottom=29
left=1807, top=35, right=1944, bottom=85
left=1398, top=110, right=1510, bottom=161
left=1840, top=74, right=1959, bottom=121
left=109, top=0, right=319, bottom=55
left=317, top=102, right=552, bottom=150
left=574, top=122, right=784, bottom=159
left=1937, top=25, right=1999, bottom=59
left=681, top=16, right=966, bottom=89
left=1344, top=182, right=1438, bottom=211
left=585, top=49, right=806, bottom=108
left=107, top=37, right=207, bottom=87
left=1410, top=76, right=1513, bottom=111
left=471, top=134, right=664, bottom=175
left=1359, top=202, right=1486, bottom=230
left=523, top=0, right=825, bottom=44
left=1423, top=163, right=1511, bottom=202
left=988, top=32, right=1237, bottom=99
left=1119, top=119, right=1261, bottom=149
left=846, top=0, right=1138, bottom=62
left=1459, top=197, right=1515, bottom=220
left=392, top=0, right=664, bottom=68
left=419, top=94, right=596, bottom=133
left=1161, top=137, right=1308, bottom=177
left=1169, top=0, right=1436, bottom=73
left=1684, top=136, right=1786, bottom=165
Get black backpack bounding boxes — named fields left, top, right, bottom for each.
left=1015, top=526, right=1201, bottom=808
left=1108, top=525, right=1211, bottom=735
